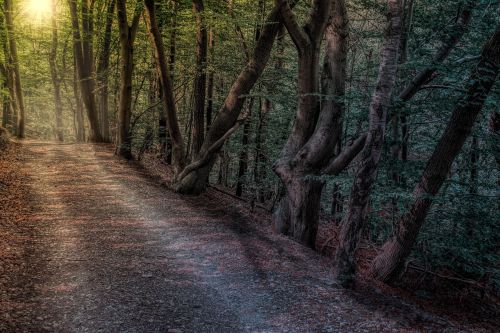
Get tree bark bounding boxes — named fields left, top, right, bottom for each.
left=273, top=0, right=358, bottom=247
left=96, top=0, right=116, bottom=142
left=206, top=27, right=215, bottom=133
left=73, top=46, right=85, bottom=142
left=69, top=0, right=103, bottom=142
left=4, top=0, right=25, bottom=138
left=235, top=98, right=254, bottom=197
left=333, top=0, right=403, bottom=287
left=116, top=0, right=142, bottom=159
left=0, top=63, right=11, bottom=129
left=144, top=0, right=185, bottom=173
left=370, top=26, right=500, bottom=283
left=191, top=0, right=208, bottom=158
left=0, top=16, right=13, bottom=132
left=50, top=0, right=64, bottom=142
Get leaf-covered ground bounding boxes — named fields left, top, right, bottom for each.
left=0, top=140, right=497, bottom=332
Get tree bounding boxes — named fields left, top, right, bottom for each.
left=96, top=0, right=116, bottom=143
left=333, top=0, right=403, bottom=287
left=191, top=0, right=208, bottom=159
left=4, top=0, right=25, bottom=138
left=169, top=2, right=289, bottom=194
left=116, top=0, right=142, bottom=159
left=69, top=0, right=103, bottom=142
left=49, top=0, right=64, bottom=142
left=273, top=0, right=366, bottom=247
left=370, top=25, right=500, bottom=282
left=144, top=0, right=185, bottom=173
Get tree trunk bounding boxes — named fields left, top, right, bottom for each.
left=206, top=27, right=215, bottom=133
left=173, top=4, right=286, bottom=194
left=4, top=0, right=25, bottom=138
left=1, top=75, right=10, bottom=129
left=333, top=0, right=403, bottom=288
left=50, top=0, right=64, bottom=142
left=235, top=98, right=254, bottom=197
left=370, top=26, right=500, bottom=283
left=96, top=0, right=115, bottom=142
left=73, top=49, right=85, bottom=142
left=273, top=0, right=355, bottom=247
left=69, top=0, right=103, bottom=142
left=116, top=1, right=142, bottom=159
left=144, top=0, right=185, bottom=173
left=191, top=0, right=208, bottom=158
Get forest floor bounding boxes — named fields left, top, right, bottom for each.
left=0, top=139, right=497, bottom=333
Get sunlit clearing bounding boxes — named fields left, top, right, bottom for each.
left=25, top=0, right=52, bottom=21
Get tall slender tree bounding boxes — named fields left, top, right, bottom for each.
left=96, top=0, right=116, bottom=142
left=191, top=0, right=208, bottom=158
left=69, top=0, right=103, bottom=141
left=116, top=0, right=143, bottom=159
left=4, top=0, right=25, bottom=138
left=50, top=0, right=64, bottom=142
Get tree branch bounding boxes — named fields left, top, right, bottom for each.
left=321, top=134, right=367, bottom=175
left=275, top=0, right=309, bottom=49
left=177, top=117, right=248, bottom=181
left=418, top=84, right=467, bottom=93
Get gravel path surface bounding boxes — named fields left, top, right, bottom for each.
left=0, top=141, right=493, bottom=332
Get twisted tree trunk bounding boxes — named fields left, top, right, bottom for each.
left=273, top=0, right=364, bottom=248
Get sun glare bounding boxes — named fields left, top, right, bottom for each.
left=25, top=0, right=53, bottom=21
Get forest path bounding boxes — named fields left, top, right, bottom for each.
left=0, top=140, right=474, bottom=332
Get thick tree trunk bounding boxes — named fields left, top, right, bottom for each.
left=191, top=0, right=208, bottom=158
left=50, top=0, right=63, bottom=142
left=333, top=0, right=403, bottom=287
left=273, top=0, right=356, bottom=247
left=96, top=0, right=115, bottom=142
left=273, top=49, right=323, bottom=246
left=144, top=0, right=185, bottom=173
left=69, top=0, right=103, bottom=142
left=4, top=0, right=25, bottom=138
left=370, top=27, right=500, bottom=283
left=275, top=177, right=325, bottom=247
left=116, top=1, right=141, bottom=159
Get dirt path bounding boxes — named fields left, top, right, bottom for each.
left=0, top=141, right=493, bottom=332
